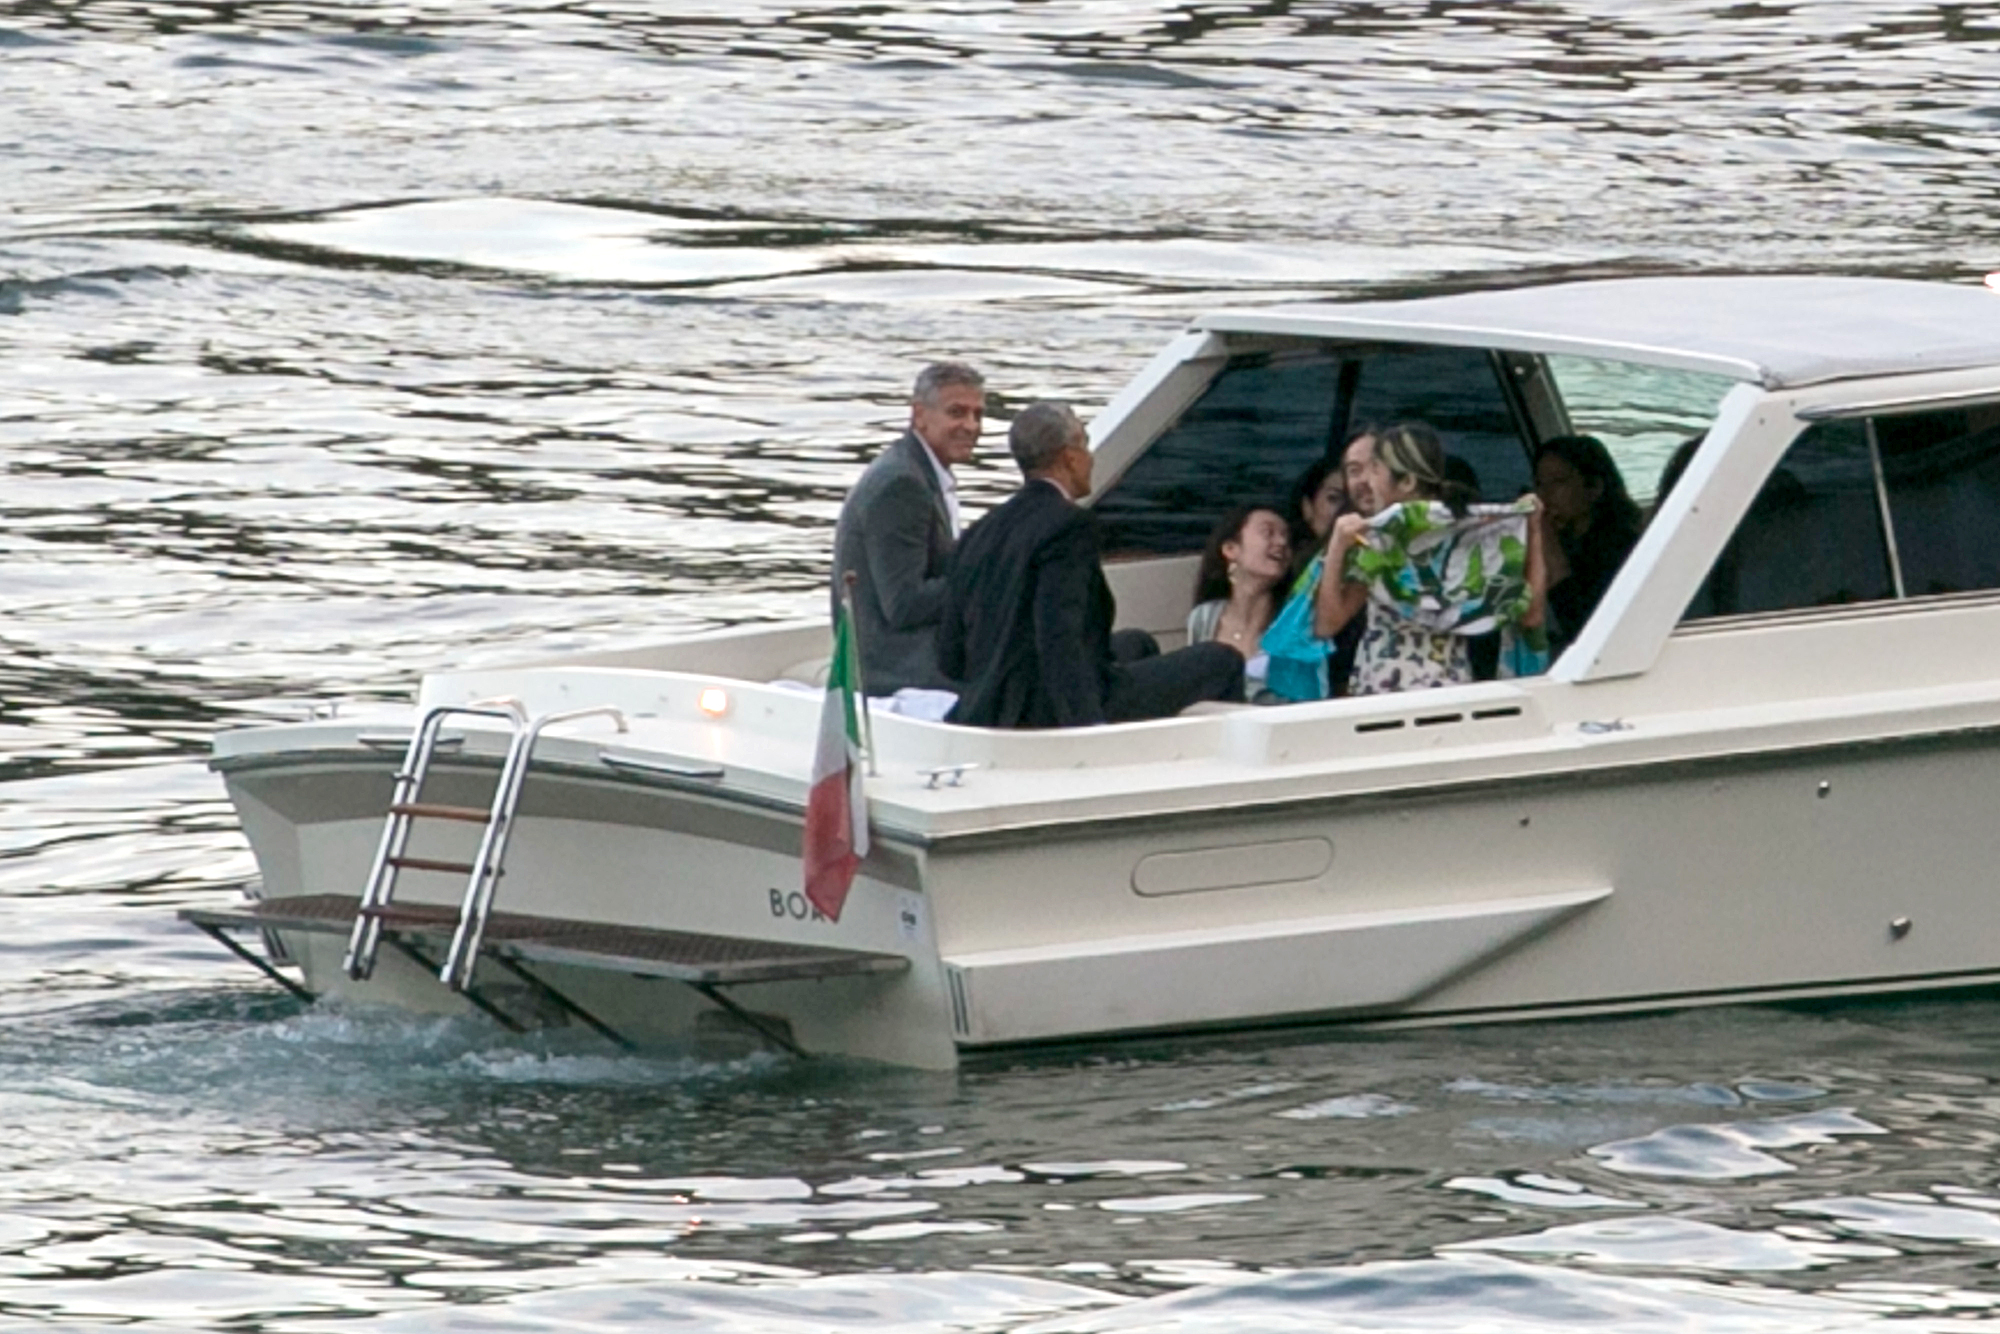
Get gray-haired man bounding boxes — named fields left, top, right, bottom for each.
left=831, top=361, right=984, bottom=694
left=938, top=402, right=1243, bottom=728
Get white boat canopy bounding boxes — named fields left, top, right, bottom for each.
left=1197, top=275, right=2000, bottom=391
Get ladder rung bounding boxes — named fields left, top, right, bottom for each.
left=387, top=855, right=493, bottom=875
left=348, top=701, right=544, bottom=984
left=356, top=902, right=458, bottom=923
left=390, top=802, right=494, bottom=823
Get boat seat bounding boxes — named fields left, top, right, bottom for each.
left=778, top=656, right=1245, bottom=713
left=777, top=655, right=832, bottom=687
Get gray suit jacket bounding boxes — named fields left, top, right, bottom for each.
left=831, top=431, right=955, bottom=694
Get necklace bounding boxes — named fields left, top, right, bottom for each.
left=1221, top=606, right=1263, bottom=646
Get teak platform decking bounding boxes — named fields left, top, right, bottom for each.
left=182, top=893, right=909, bottom=1053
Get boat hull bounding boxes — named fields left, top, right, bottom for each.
left=210, top=699, right=2000, bottom=1068
left=219, top=745, right=959, bottom=1069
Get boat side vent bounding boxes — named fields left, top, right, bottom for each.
left=1356, top=703, right=1525, bottom=736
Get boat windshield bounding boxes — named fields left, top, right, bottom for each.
left=1538, top=356, right=1736, bottom=505
left=1093, top=339, right=1734, bottom=559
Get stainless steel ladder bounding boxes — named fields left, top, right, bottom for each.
left=344, top=699, right=627, bottom=992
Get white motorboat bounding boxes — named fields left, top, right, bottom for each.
left=189, top=274, right=2000, bottom=1070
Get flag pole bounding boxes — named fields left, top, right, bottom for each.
left=840, top=570, right=878, bottom=776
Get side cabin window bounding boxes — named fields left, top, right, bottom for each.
left=1879, top=404, right=2000, bottom=597
left=1094, top=343, right=1528, bottom=557
left=1683, top=421, right=1894, bottom=618
left=1682, top=401, right=2000, bottom=622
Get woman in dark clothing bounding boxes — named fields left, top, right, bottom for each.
left=1534, top=434, right=1643, bottom=651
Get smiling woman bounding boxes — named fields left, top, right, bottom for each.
left=1186, top=504, right=1291, bottom=702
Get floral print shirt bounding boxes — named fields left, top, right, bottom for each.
left=1342, top=499, right=1544, bottom=696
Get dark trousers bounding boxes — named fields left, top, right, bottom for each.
left=1104, top=635, right=1245, bottom=723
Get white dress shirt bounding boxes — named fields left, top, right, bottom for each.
left=913, top=432, right=962, bottom=537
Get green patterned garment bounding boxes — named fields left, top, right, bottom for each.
left=1344, top=499, right=1539, bottom=635
left=1340, top=499, right=1549, bottom=693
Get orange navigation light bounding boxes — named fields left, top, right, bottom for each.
left=697, top=687, right=730, bottom=718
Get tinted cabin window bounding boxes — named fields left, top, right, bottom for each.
left=1684, top=420, right=1894, bottom=619
left=1094, top=347, right=1343, bottom=557
left=1878, top=404, right=2000, bottom=597
left=1347, top=345, right=1534, bottom=502
left=1541, top=355, right=1736, bottom=503
left=1094, top=343, right=1529, bottom=556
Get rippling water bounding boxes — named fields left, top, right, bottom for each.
left=8, top=1, right=2000, bottom=1327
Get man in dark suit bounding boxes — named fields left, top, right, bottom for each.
left=939, top=402, right=1243, bottom=729
left=831, top=362, right=984, bottom=694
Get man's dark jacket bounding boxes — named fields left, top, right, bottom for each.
left=830, top=431, right=954, bottom=693
left=938, top=479, right=1116, bottom=728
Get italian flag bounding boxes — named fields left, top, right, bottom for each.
left=803, top=605, right=869, bottom=921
